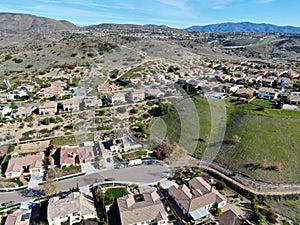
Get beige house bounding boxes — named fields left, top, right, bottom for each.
left=39, top=81, right=66, bottom=99
left=129, top=89, right=145, bottom=102
left=39, top=101, right=57, bottom=115
left=11, top=106, right=36, bottom=119
left=5, top=152, right=44, bottom=178
left=168, top=177, right=226, bottom=221
left=4, top=209, right=31, bottom=225
left=106, top=92, right=126, bottom=105
left=289, top=92, right=300, bottom=106
left=117, top=190, right=168, bottom=225
left=47, top=192, right=96, bottom=225
left=83, top=96, right=102, bottom=108
left=98, top=82, right=119, bottom=93
left=234, top=88, right=256, bottom=99
left=61, top=98, right=80, bottom=112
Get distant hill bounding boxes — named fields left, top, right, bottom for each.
left=0, top=13, right=77, bottom=34
left=185, top=22, right=300, bottom=33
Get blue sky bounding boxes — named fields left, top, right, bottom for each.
left=0, top=0, right=299, bottom=28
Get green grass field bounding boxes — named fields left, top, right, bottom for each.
left=105, top=187, right=128, bottom=198
left=163, top=96, right=300, bottom=184
left=252, top=36, right=272, bottom=47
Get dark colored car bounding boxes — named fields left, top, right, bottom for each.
left=2, top=201, right=15, bottom=207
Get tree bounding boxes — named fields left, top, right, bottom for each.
left=266, top=210, right=278, bottom=223
left=43, top=178, right=57, bottom=195
left=232, top=134, right=241, bottom=144
left=215, top=208, right=223, bottom=216
left=203, top=134, right=210, bottom=144
left=260, top=159, right=269, bottom=169
left=273, top=162, right=283, bottom=172
left=251, top=199, right=263, bottom=225
left=216, top=180, right=226, bottom=190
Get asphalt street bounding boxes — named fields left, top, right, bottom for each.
left=0, top=164, right=170, bottom=205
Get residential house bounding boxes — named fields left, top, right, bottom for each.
left=244, top=74, right=262, bottom=85
left=261, top=76, right=277, bottom=87
left=216, top=207, right=245, bottom=225
left=0, top=106, right=12, bottom=117
left=59, top=144, right=94, bottom=167
left=145, top=89, right=165, bottom=98
left=47, top=192, right=97, bottom=225
left=219, top=83, right=239, bottom=93
left=257, top=87, right=278, bottom=100
left=168, top=177, right=226, bottom=221
left=234, top=88, right=256, bottom=99
left=97, top=82, right=119, bottom=94
left=6, top=87, right=28, bottom=101
left=129, top=89, right=145, bottom=102
left=38, top=81, right=66, bottom=99
left=289, top=71, right=299, bottom=79
left=61, top=98, right=80, bottom=112
left=277, top=77, right=294, bottom=89
left=0, top=93, right=8, bottom=103
left=100, top=137, right=142, bottom=154
left=4, top=209, right=31, bottom=225
left=11, top=106, right=36, bottom=119
left=117, top=190, right=168, bottom=225
left=106, top=92, right=126, bottom=105
left=39, top=101, right=57, bottom=115
left=5, top=152, right=44, bottom=178
left=289, top=92, right=300, bottom=106
left=83, top=96, right=102, bottom=108
left=216, top=74, right=232, bottom=82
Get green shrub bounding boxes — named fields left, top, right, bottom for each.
left=4, top=54, right=12, bottom=60
left=12, top=58, right=23, bottom=63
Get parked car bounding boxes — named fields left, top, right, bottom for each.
left=104, top=178, right=115, bottom=181
left=2, top=200, right=15, bottom=207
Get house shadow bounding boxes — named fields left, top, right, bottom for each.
left=51, top=149, right=60, bottom=166
left=1, top=161, right=8, bottom=176
left=252, top=107, right=264, bottom=111
left=19, top=188, right=45, bottom=198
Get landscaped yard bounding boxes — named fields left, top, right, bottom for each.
left=122, top=150, right=148, bottom=160
left=105, top=187, right=128, bottom=198
left=50, top=133, right=94, bottom=147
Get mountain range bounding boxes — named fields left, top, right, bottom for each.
left=185, top=22, right=300, bottom=33
left=1, top=13, right=300, bottom=34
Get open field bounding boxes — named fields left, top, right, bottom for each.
left=164, top=96, right=300, bottom=184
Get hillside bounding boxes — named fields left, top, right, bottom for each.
left=85, top=23, right=188, bottom=34
left=0, top=13, right=77, bottom=34
left=185, top=22, right=300, bottom=33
